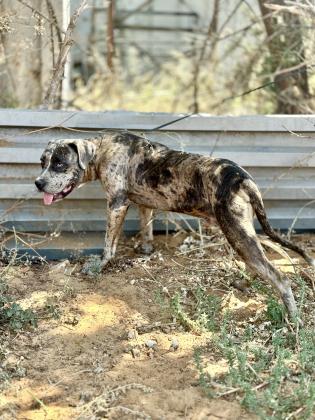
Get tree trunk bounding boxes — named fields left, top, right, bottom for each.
left=258, top=0, right=312, bottom=114
left=0, top=0, right=43, bottom=107
left=0, top=0, right=63, bottom=108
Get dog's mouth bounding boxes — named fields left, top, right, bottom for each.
left=43, top=184, right=75, bottom=206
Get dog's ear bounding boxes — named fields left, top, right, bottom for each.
left=54, top=139, right=96, bottom=170
left=69, top=139, right=96, bottom=170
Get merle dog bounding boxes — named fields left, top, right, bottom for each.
left=35, top=133, right=315, bottom=320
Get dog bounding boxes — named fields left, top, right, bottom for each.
left=35, top=132, right=315, bottom=320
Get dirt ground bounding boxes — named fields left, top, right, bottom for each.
left=0, top=229, right=314, bottom=420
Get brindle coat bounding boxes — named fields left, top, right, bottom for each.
left=35, top=132, right=315, bottom=320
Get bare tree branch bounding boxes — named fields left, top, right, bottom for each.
left=42, top=0, right=88, bottom=109
left=191, top=0, right=221, bottom=113
left=45, top=0, right=62, bottom=44
left=106, top=0, right=115, bottom=72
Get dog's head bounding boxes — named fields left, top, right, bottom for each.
left=35, top=139, right=96, bottom=205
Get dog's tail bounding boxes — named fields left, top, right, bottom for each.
left=245, top=180, right=315, bottom=267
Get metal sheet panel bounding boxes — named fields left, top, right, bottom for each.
left=1, top=109, right=315, bottom=232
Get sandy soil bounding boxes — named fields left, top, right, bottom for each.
left=0, top=230, right=314, bottom=420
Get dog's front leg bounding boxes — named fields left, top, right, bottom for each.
left=101, top=202, right=129, bottom=269
left=139, top=206, right=154, bottom=254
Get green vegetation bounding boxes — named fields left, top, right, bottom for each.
left=166, top=279, right=315, bottom=419
left=0, top=295, right=37, bottom=331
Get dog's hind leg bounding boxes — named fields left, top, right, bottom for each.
left=214, top=198, right=298, bottom=320
left=139, top=206, right=154, bottom=254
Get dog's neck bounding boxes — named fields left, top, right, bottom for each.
left=82, top=161, right=98, bottom=182
left=81, top=135, right=111, bottom=183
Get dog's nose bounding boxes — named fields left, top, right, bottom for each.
left=35, top=178, right=46, bottom=191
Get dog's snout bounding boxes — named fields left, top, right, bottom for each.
left=35, top=178, right=46, bottom=192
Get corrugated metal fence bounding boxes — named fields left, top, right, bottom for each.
left=1, top=109, right=315, bottom=233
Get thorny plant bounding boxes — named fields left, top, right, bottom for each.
left=170, top=288, right=222, bottom=334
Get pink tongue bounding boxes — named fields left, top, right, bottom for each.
left=43, top=193, right=54, bottom=206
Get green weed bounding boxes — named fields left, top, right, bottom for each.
left=169, top=288, right=221, bottom=333
left=266, top=297, right=286, bottom=328
left=195, top=317, right=315, bottom=419
left=0, top=295, right=37, bottom=330
left=44, top=297, right=62, bottom=320
left=166, top=273, right=315, bottom=419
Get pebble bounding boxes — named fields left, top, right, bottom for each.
left=3, top=354, right=19, bottom=369
left=170, top=338, right=179, bottom=351
left=131, top=347, right=141, bottom=358
left=94, top=366, right=104, bottom=374
left=127, top=329, right=138, bottom=340
left=162, top=326, right=171, bottom=334
left=145, top=339, right=157, bottom=349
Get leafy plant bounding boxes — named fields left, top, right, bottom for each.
left=44, top=297, right=62, bottom=320
left=266, top=297, right=285, bottom=328
left=0, top=295, right=37, bottom=330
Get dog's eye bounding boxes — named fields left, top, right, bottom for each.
left=40, top=158, right=45, bottom=168
left=54, top=161, right=66, bottom=171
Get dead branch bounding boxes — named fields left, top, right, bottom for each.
left=191, top=0, right=220, bottom=113
left=42, top=0, right=88, bottom=109
left=45, top=0, right=62, bottom=44
left=106, top=0, right=115, bottom=72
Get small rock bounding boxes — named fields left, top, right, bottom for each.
left=94, top=366, right=104, bottom=374
left=145, top=339, right=157, bottom=349
left=3, top=354, right=19, bottom=370
left=130, top=279, right=136, bottom=285
left=131, top=347, right=141, bottom=358
left=124, top=345, right=132, bottom=353
left=64, top=315, right=80, bottom=326
left=31, top=337, right=41, bottom=349
left=170, top=338, right=179, bottom=351
left=127, top=329, right=138, bottom=340
left=162, top=326, right=171, bottom=334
